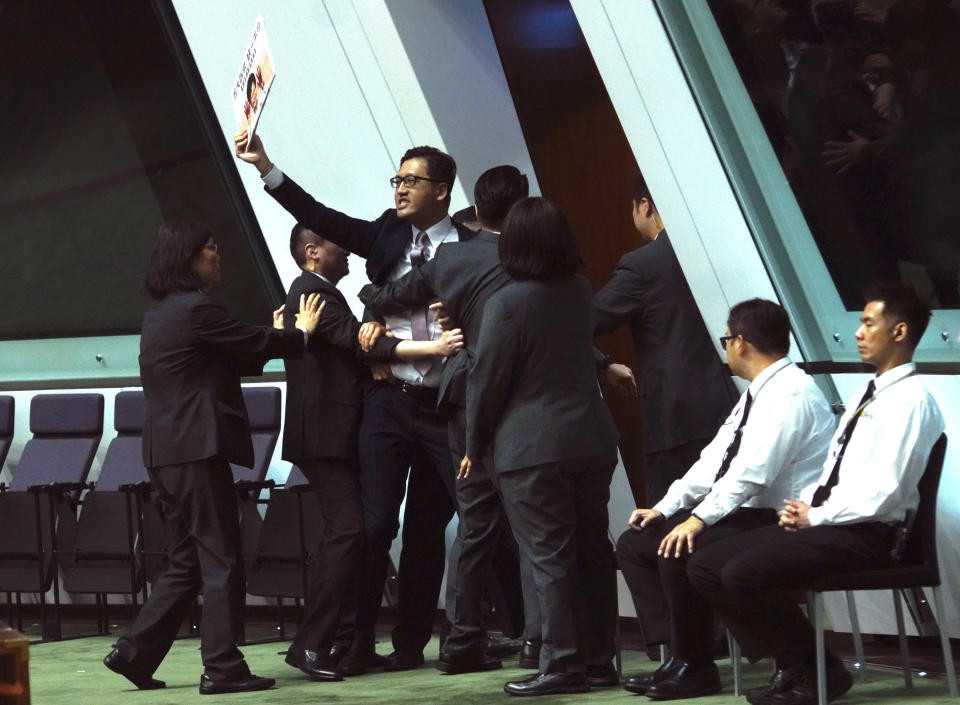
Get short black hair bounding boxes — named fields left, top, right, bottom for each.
left=862, top=281, right=931, bottom=349
left=399, top=146, right=456, bottom=202
left=474, top=165, right=529, bottom=231
left=246, top=72, right=257, bottom=102
left=726, top=298, right=791, bottom=356
left=145, top=220, right=211, bottom=299
left=289, top=223, right=324, bottom=268
left=631, top=171, right=656, bottom=211
left=452, top=205, right=481, bottom=232
left=499, top=197, right=583, bottom=281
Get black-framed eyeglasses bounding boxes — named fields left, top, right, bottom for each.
left=718, top=334, right=736, bottom=348
left=389, top=174, right=444, bottom=189
left=204, top=243, right=219, bottom=254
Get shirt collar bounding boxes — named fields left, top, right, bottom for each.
left=411, top=216, right=456, bottom=247
left=747, top=357, right=792, bottom=397
left=874, top=362, right=916, bottom=392
left=309, top=271, right=331, bottom=285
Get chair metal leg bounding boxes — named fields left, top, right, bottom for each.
left=893, top=588, right=913, bottom=691
left=844, top=591, right=867, bottom=681
left=813, top=592, right=828, bottom=705
left=614, top=614, right=622, bottom=680
left=660, top=644, right=669, bottom=664
left=728, top=629, right=743, bottom=696
left=931, top=586, right=959, bottom=697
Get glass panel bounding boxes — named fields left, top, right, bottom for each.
left=0, top=0, right=278, bottom=343
left=654, top=0, right=959, bottom=362
left=706, top=0, right=960, bottom=311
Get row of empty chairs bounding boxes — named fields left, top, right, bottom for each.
left=0, top=388, right=325, bottom=642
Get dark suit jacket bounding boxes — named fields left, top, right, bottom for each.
left=282, top=271, right=400, bottom=463
left=358, top=232, right=510, bottom=410
left=467, top=276, right=619, bottom=473
left=139, top=291, right=304, bottom=469
left=594, top=232, right=737, bottom=454
left=266, top=174, right=477, bottom=286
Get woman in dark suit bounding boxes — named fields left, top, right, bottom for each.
left=463, top=198, right=620, bottom=697
left=103, top=220, right=324, bottom=695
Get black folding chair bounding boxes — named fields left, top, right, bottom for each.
left=808, top=434, right=956, bottom=704
left=61, top=392, right=155, bottom=634
left=0, top=393, right=103, bottom=640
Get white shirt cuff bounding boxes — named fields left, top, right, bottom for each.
left=297, top=326, right=309, bottom=345
left=261, top=165, right=284, bottom=190
left=652, top=499, right=678, bottom=519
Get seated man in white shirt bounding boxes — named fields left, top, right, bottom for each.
left=688, top=281, right=945, bottom=705
left=617, top=299, right=835, bottom=700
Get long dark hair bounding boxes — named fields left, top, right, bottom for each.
left=499, top=197, right=582, bottom=280
left=145, top=220, right=211, bottom=299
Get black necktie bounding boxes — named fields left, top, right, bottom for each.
left=811, top=379, right=876, bottom=507
left=714, top=391, right=753, bottom=482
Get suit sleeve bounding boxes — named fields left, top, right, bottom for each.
left=189, top=298, right=304, bottom=373
left=266, top=174, right=386, bottom=259
left=358, top=256, right=438, bottom=315
left=466, top=296, right=519, bottom=460
left=594, top=254, right=645, bottom=336
left=307, top=292, right=400, bottom=363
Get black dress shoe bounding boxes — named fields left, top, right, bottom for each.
left=586, top=663, right=619, bottom=687
left=486, top=634, right=523, bottom=657
left=338, top=646, right=387, bottom=676
left=645, top=661, right=721, bottom=700
left=518, top=639, right=541, bottom=669
left=745, top=662, right=808, bottom=704
left=103, top=648, right=166, bottom=690
left=198, top=673, right=275, bottom=695
left=285, top=645, right=343, bottom=682
left=754, top=661, right=853, bottom=705
left=438, top=652, right=503, bottom=675
left=503, top=672, right=591, bottom=696
left=383, top=650, right=425, bottom=672
left=623, top=656, right=681, bottom=695
left=328, top=643, right=350, bottom=663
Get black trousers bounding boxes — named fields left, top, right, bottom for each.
left=616, top=507, right=777, bottom=663
left=498, top=453, right=619, bottom=674
left=687, top=522, right=896, bottom=665
left=644, top=438, right=711, bottom=506
left=292, top=458, right=364, bottom=652
left=118, top=458, right=247, bottom=681
left=443, top=407, right=524, bottom=656
left=355, top=383, right=457, bottom=654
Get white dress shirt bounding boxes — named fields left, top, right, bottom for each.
left=654, top=358, right=835, bottom=526
left=262, top=165, right=459, bottom=386
left=803, top=363, right=945, bottom=526
left=385, top=219, right=459, bottom=386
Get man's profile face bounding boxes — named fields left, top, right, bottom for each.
left=722, top=329, right=743, bottom=377
left=319, top=240, right=349, bottom=282
left=394, top=157, right=444, bottom=222
left=855, top=300, right=902, bottom=368
left=631, top=197, right=654, bottom=239
left=248, top=81, right=260, bottom=112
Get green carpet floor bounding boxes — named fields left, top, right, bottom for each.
left=26, top=634, right=956, bottom=704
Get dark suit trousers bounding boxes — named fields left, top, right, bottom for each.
left=498, top=453, right=618, bottom=674
left=443, top=407, right=523, bottom=655
left=118, top=458, right=247, bottom=681
left=616, top=507, right=776, bottom=663
left=355, top=383, right=456, bottom=654
left=291, top=459, right=364, bottom=652
left=687, top=522, right=896, bottom=665
left=644, top=438, right=710, bottom=506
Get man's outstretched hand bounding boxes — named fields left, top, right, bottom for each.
left=234, top=130, right=274, bottom=177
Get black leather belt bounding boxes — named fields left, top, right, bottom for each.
left=394, top=380, right=439, bottom=403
